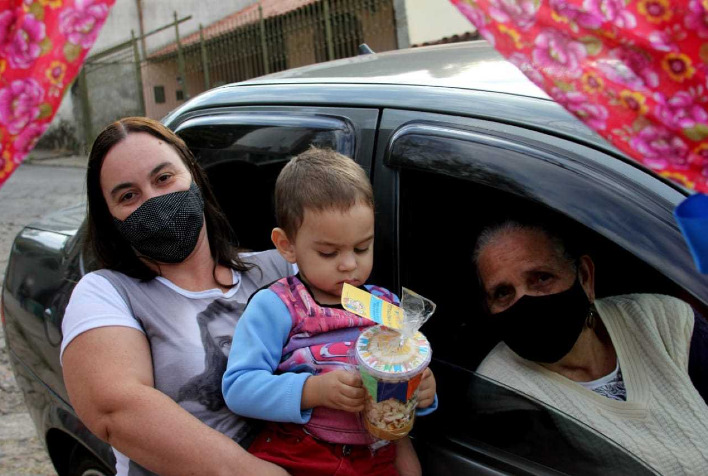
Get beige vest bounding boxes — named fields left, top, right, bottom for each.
left=478, top=294, right=708, bottom=475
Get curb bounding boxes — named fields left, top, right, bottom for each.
left=24, top=156, right=88, bottom=168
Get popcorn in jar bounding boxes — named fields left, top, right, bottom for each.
left=355, top=325, right=431, bottom=440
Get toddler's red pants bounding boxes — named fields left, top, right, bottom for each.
left=249, top=423, right=399, bottom=476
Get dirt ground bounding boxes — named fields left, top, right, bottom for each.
left=0, top=157, right=87, bottom=475
left=0, top=325, right=57, bottom=475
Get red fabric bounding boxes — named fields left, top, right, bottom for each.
left=249, top=423, right=399, bottom=476
left=450, top=0, right=708, bottom=192
left=0, top=0, right=115, bottom=187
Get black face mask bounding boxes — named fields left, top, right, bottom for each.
left=113, top=182, right=205, bottom=264
left=491, top=276, right=591, bottom=363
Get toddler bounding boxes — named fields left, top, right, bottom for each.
left=222, top=147, right=437, bottom=476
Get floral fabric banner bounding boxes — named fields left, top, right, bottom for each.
left=0, top=0, right=114, bottom=186
left=450, top=0, right=708, bottom=192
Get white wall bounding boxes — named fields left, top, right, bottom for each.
left=90, top=0, right=140, bottom=53
left=54, top=91, right=74, bottom=122
left=405, top=0, right=472, bottom=45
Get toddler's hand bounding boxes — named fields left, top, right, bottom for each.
left=417, top=368, right=436, bottom=409
left=302, top=370, right=366, bottom=413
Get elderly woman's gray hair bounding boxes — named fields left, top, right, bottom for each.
left=472, top=219, right=580, bottom=271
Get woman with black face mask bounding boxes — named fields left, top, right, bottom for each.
left=474, top=219, right=708, bottom=476
left=60, top=117, right=293, bottom=476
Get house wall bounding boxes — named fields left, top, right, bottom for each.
left=143, top=58, right=207, bottom=119
left=404, top=0, right=472, bottom=45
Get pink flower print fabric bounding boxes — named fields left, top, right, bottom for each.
left=59, top=0, right=109, bottom=48
left=450, top=0, right=708, bottom=192
left=0, top=0, right=114, bottom=187
left=0, top=78, right=44, bottom=135
left=3, top=12, right=45, bottom=69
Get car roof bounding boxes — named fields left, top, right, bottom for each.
left=242, top=41, right=550, bottom=100
left=165, top=41, right=564, bottom=131
left=162, top=41, right=683, bottom=196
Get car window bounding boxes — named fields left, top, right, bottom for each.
left=175, top=112, right=356, bottom=251
left=397, top=167, right=687, bottom=369
left=385, top=123, right=689, bottom=474
left=387, top=120, right=708, bottom=308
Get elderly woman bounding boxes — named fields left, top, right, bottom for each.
left=61, top=118, right=292, bottom=475
left=474, top=219, right=708, bottom=476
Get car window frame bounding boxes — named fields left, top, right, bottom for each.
left=166, top=106, right=381, bottom=173
left=372, top=108, right=705, bottom=307
left=370, top=107, right=691, bottom=475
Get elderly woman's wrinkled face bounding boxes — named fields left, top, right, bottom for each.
left=478, top=228, right=581, bottom=314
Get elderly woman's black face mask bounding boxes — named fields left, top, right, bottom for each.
left=491, top=276, right=591, bottom=363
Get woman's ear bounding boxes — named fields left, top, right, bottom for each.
left=271, top=228, right=297, bottom=263
left=578, top=255, right=596, bottom=302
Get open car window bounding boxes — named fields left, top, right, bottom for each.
left=384, top=118, right=699, bottom=474
left=390, top=124, right=705, bottom=367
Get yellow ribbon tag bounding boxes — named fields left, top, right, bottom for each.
left=341, top=283, right=404, bottom=330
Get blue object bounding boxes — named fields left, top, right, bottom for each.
left=675, top=193, right=708, bottom=273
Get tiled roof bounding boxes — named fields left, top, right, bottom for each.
left=150, top=0, right=318, bottom=58
left=412, top=31, right=479, bottom=48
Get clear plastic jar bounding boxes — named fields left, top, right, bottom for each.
left=355, top=326, right=431, bottom=440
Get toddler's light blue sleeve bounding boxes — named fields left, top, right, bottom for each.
left=416, top=394, right=438, bottom=416
left=222, top=289, right=312, bottom=423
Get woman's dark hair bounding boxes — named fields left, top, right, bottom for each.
left=86, top=117, right=251, bottom=282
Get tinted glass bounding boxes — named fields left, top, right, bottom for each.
left=175, top=113, right=355, bottom=251
left=176, top=114, right=354, bottom=168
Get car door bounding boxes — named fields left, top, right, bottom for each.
left=370, top=108, right=706, bottom=475
left=168, top=106, right=379, bottom=252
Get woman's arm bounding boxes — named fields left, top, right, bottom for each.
left=63, top=326, right=288, bottom=476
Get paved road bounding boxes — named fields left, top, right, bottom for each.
left=0, top=160, right=86, bottom=475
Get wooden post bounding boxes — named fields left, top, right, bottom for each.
left=199, top=24, right=210, bottom=90
left=174, top=11, right=189, bottom=100
left=323, top=0, right=335, bottom=61
left=77, top=68, right=93, bottom=151
left=259, top=5, right=270, bottom=74
left=131, top=30, right=146, bottom=115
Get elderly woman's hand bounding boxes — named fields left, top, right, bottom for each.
left=417, top=368, right=436, bottom=408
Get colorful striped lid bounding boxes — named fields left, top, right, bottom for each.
left=355, top=325, right=431, bottom=380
